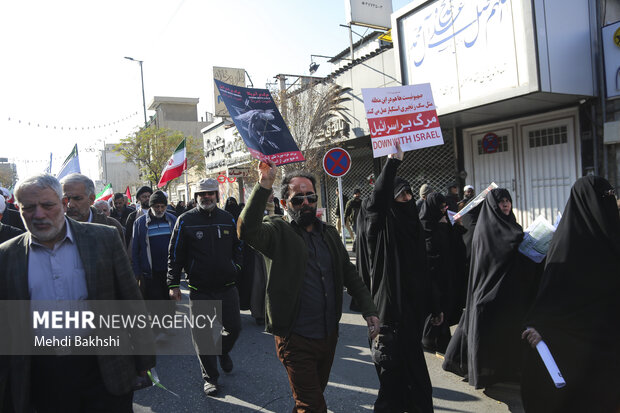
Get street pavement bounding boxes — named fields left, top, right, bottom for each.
left=133, top=282, right=525, bottom=412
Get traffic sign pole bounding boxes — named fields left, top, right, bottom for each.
left=323, top=148, right=352, bottom=248
left=337, top=177, right=346, bottom=246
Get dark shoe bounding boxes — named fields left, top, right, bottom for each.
left=219, top=354, right=233, bottom=373
left=203, top=381, right=218, bottom=396
left=255, top=317, right=265, bottom=326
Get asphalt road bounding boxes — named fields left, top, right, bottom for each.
left=133, top=284, right=524, bottom=413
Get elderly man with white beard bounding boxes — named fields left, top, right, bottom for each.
left=0, top=174, right=154, bottom=412
left=167, top=178, right=243, bottom=396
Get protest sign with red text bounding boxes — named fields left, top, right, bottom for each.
left=362, top=84, right=444, bottom=158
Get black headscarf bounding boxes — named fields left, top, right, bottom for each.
left=418, top=192, right=447, bottom=232
left=359, top=161, right=435, bottom=327
left=393, top=176, right=412, bottom=199
left=522, top=176, right=620, bottom=412
left=526, top=176, right=619, bottom=335
left=391, top=176, right=421, bottom=248
left=460, top=202, right=483, bottom=260
left=466, top=189, right=524, bottom=318
left=443, top=188, right=536, bottom=388
left=225, top=197, right=241, bottom=221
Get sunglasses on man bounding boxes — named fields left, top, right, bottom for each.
left=289, top=193, right=318, bottom=206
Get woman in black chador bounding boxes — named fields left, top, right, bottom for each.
left=224, top=197, right=241, bottom=221
left=357, top=143, right=441, bottom=413
left=521, top=176, right=620, bottom=413
left=418, top=192, right=458, bottom=353
left=442, top=188, right=540, bottom=388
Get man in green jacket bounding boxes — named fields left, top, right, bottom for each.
left=238, top=161, right=380, bottom=412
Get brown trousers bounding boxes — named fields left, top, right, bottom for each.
left=274, top=331, right=338, bottom=413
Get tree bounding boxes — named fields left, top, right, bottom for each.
left=277, top=81, right=352, bottom=171
left=114, top=126, right=204, bottom=190
left=0, top=165, right=17, bottom=189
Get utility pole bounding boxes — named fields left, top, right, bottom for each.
left=124, top=56, right=148, bottom=127
left=278, top=75, right=287, bottom=121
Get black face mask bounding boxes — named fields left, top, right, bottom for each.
left=393, top=198, right=416, bottom=213
left=289, top=204, right=316, bottom=227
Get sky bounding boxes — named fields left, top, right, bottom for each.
left=1, top=0, right=411, bottom=184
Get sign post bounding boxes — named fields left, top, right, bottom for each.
left=323, top=148, right=352, bottom=246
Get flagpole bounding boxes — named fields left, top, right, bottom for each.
left=183, top=138, right=190, bottom=202
left=184, top=169, right=190, bottom=202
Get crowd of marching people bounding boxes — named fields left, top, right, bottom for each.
left=0, top=142, right=618, bottom=412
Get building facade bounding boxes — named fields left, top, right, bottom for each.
left=201, top=0, right=619, bottom=228
left=392, top=0, right=617, bottom=227
left=97, top=143, right=141, bottom=197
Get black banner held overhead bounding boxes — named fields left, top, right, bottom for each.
left=214, top=79, right=304, bottom=166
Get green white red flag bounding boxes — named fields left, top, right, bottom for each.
left=125, top=186, right=132, bottom=203
left=96, top=183, right=113, bottom=202
left=158, top=139, right=187, bottom=188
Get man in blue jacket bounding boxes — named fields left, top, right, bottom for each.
left=132, top=190, right=177, bottom=339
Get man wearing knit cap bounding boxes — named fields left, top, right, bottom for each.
left=125, top=185, right=153, bottom=247
left=168, top=178, right=243, bottom=396
left=416, top=183, right=433, bottom=210
left=132, top=190, right=177, bottom=340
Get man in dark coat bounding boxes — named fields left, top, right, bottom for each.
left=445, top=182, right=460, bottom=212
left=111, top=193, right=135, bottom=227
left=0, top=174, right=154, bottom=412
left=175, top=200, right=187, bottom=216
left=168, top=178, right=243, bottom=396
left=60, top=173, right=124, bottom=242
left=0, top=196, right=23, bottom=244
left=125, top=186, right=152, bottom=247
left=335, top=188, right=352, bottom=238
left=344, top=188, right=363, bottom=240
left=358, top=143, right=441, bottom=413
left=0, top=203, right=25, bottom=231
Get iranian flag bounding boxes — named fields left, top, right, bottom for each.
left=96, top=184, right=113, bottom=202
left=158, top=138, right=187, bottom=188
left=125, top=186, right=132, bottom=203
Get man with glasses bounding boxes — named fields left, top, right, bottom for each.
left=167, top=178, right=243, bottom=396
left=238, top=162, right=380, bottom=412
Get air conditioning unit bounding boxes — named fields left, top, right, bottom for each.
left=603, top=120, right=620, bottom=145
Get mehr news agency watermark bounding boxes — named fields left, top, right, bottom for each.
left=0, top=300, right=223, bottom=356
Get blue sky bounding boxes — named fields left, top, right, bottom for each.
left=1, top=0, right=411, bottom=180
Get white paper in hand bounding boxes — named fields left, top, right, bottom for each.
left=535, top=340, right=566, bottom=388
